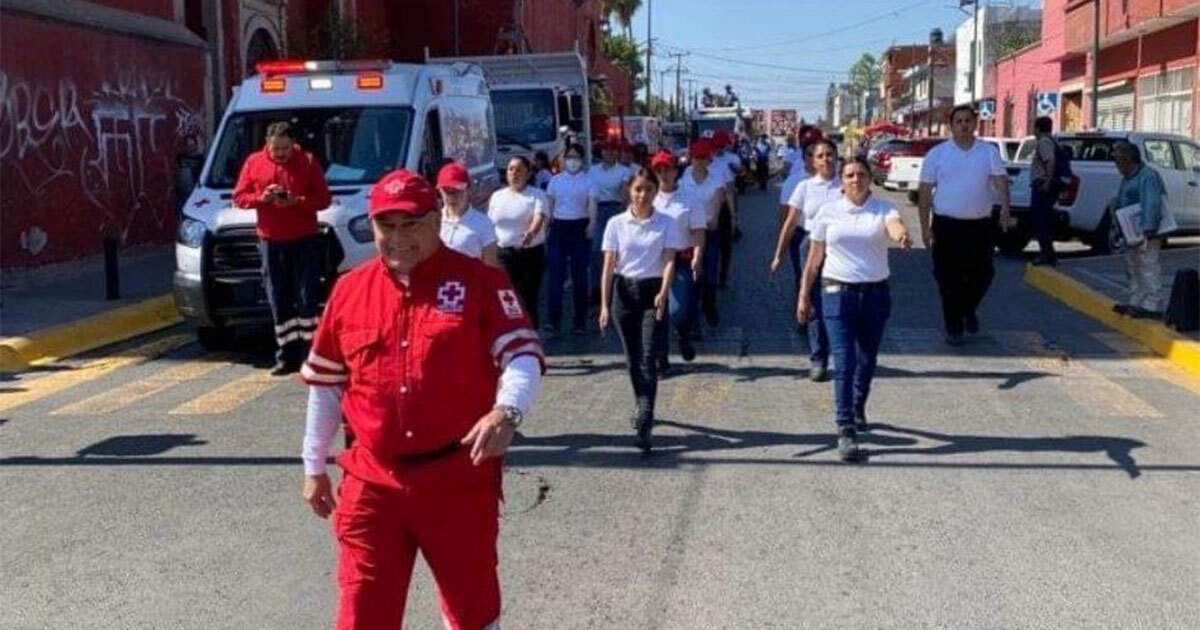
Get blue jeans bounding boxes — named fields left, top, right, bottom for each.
left=591, top=201, right=623, bottom=297
left=656, top=257, right=698, bottom=358
left=822, top=281, right=891, bottom=426
left=547, top=218, right=590, bottom=329
left=798, top=237, right=830, bottom=367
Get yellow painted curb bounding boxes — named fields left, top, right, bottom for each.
left=1024, top=263, right=1200, bottom=378
left=0, top=295, right=183, bottom=372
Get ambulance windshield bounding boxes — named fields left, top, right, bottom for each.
left=206, top=106, right=414, bottom=188
left=491, top=89, right=557, bottom=146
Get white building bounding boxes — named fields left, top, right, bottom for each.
left=954, top=4, right=1042, bottom=106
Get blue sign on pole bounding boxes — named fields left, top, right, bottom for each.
left=1036, top=92, right=1059, bottom=116
left=979, top=99, right=996, bottom=120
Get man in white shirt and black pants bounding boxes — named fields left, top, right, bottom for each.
left=917, top=105, right=1012, bottom=346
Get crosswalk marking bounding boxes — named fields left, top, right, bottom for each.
left=168, top=371, right=283, bottom=415
left=1089, top=332, right=1200, bottom=397
left=1004, top=330, right=1164, bottom=419
left=50, top=357, right=233, bottom=416
left=0, top=335, right=192, bottom=413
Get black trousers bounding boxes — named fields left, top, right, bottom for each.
left=259, top=235, right=323, bottom=364
left=717, top=200, right=733, bottom=285
left=613, top=276, right=669, bottom=414
left=499, top=244, right=545, bottom=328
left=931, top=215, right=995, bottom=336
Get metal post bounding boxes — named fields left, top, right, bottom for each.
left=1090, top=0, right=1100, bottom=128
left=674, top=53, right=685, bottom=122
left=104, top=237, right=120, bottom=300
left=644, top=0, right=652, bottom=112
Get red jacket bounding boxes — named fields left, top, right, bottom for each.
left=301, top=247, right=546, bottom=491
left=232, top=147, right=332, bottom=241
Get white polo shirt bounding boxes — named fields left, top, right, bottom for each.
left=678, top=168, right=726, bottom=228
left=487, top=186, right=548, bottom=248
left=918, top=139, right=1006, bottom=220
left=588, top=163, right=632, bottom=203
left=710, top=153, right=739, bottom=185
left=654, top=189, right=706, bottom=247
left=786, top=175, right=843, bottom=229
left=439, top=208, right=497, bottom=259
left=601, top=209, right=690, bottom=279
left=779, top=168, right=808, bottom=206
left=546, top=171, right=595, bottom=221
left=809, top=196, right=901, bottom=284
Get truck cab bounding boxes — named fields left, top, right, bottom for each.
left=174, top=59, right=500, bottom=347
left=427, top=51, right=593, bottom=166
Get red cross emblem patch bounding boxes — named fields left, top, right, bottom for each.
left=497, top=289, right=524, bottom=319
left=436, top=280, right=466, bottom=313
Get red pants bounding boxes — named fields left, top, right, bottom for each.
left=333, top=472, right=501, bottom=630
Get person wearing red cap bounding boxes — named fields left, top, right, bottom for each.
left=679, top=139, right=733, bottom=327
left=649, top=149, right=705, bottom=373
left=708, top=129, right=742, bottom=288
left=232, top=121, right=333, bottom=375
left=300, top=168, right=545, bottom=630
left=437, top=161, right=500, bottom=268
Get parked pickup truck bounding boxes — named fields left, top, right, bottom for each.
left=1003, top=131, right=1200, bottom=254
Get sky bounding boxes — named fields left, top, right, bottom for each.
left=627, top=0, right=1041, bottom=122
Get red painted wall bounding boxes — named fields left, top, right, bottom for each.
left=0, top=14, right=207, bottom=267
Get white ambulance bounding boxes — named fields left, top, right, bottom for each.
left=174, top=59, right=501, bottom=347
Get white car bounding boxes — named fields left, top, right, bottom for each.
left=1004, top=131, right=1200, bottom=253
left=174, top=59, right=502, bottom=347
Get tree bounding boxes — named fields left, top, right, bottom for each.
left=847, top=53, right=881, bottom=97
left=286, top=5, right=388, bottom=60
left=601, top=0, right=643, bottom=39
left=603, top=33, right=643, bottom=86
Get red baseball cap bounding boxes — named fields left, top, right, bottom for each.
left=689, top=139, right=714, bottom=160
left=436, top=161, right=470, bottom=191
left=368, top=169, right=438, bottom=218
left=649, top=150, right=676, bottom=171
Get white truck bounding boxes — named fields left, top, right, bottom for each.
left=174, top=59, right=501, bottom=347
left=1004, top=131, right=1200, bottom=253
left=428, top=50, right=593, bottom=165
left=690, top=106, right=748, bottom=141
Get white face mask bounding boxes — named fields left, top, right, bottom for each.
left=564, top=158, right=583, bottom=173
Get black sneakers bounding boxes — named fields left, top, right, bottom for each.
left=854, top=405, right=869, bottom=432
left=679, top=336, right=697, bottom=362
left=837, top=427, right=865, bottom=463
left=270, top=361, right=299, bottom=376
left=809, top=363, right=829, bottom=382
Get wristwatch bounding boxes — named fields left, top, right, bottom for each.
left=495, top=404, right=523, bottom=429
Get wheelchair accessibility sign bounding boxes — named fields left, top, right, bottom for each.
left=979, top=99, right=996, bottom=120
left=1036, top=92, right=1059, bottom=116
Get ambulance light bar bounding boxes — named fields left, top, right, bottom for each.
left=255, top=59, right=393, bottom=76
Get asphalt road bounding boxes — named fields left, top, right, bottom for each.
left=3, top=184, right=1199, bottom=630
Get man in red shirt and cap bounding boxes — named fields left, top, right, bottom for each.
left=233, top=121, right=332, bottom=375
left=299, top=169, right=545, bottom=630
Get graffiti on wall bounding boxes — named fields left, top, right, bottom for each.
left=0, top=69, right=204, bottom=259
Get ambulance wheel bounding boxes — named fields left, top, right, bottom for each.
left=196, top=325, right=232, bottom=351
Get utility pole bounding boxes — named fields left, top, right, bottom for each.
left=673, top=52, right=688, bottom=122
left=644, top=0, right=652, bottom=112
left=685, top=78, right=698, bottom=116
left=1089, top=0, right=1100, bottom=128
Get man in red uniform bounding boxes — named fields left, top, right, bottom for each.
left=299, top=169, right=545, bottom=629
left=233, top=121, right=332, bottom=375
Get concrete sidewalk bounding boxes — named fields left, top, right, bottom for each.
left=1051, top=244, right=1199, bottom=340
left=0, top=245, right=180, bottom=370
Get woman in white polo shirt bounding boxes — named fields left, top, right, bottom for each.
left=679, top=138, right=733, bottom=327
left=488, top=155, right=549, bottom=328
left=799, top=156, right=911, bottom=463
left=771, top=139, right=841, bottom=381
left=437, top=161, right=500, bottom=267
left=545, top=143, right=596, bottom=337
left=650, top=149, right=707, bottom=372
left=599, top=167, right=689, bottom=453
left=589, top=140, right=633, bottom=302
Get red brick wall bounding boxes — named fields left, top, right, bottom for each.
left=0, top=13, right=207, bottom=266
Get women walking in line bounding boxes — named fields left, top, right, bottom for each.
left=545, top=144, right=596, bottom=337
left=798, top=157, right=911, bottom=462
left=679, top=139, right=734, bottom=327
left=437, top=161, right=500, bottom=267
left=489, top=156, right=549, bottom=328
left=650, top=149, right=707, bottom=373
left=771, top=139, right=841, bottom=381
left=589, top=141, right=634, bottom=302
left=599, top=168, right=689, bottom=453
